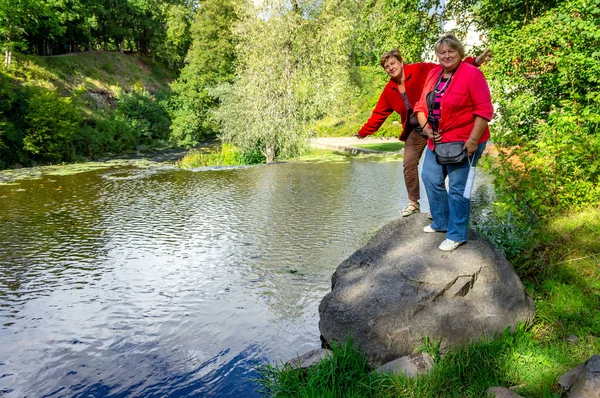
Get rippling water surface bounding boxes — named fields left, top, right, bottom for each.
left=0, top=158, right=492, bottom=397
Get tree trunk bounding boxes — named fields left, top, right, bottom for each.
left=264, top=146, right=275, bottom=163
left=4, top=48, right=12, bottom=68
left=119, top=38, right=124, bottom=55
left=4, top=30, right=12, bottom=67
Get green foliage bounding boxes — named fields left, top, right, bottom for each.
left=177, top=143, right=264, bottom=168
left=353, top=0, right=443, bottom=65
left=447, top=0, right=563, bottom=33
left=115, top=86, right=171, bottom=144
left=168, top=0, right=239, bottom=147
left=0, top=52, right=175, bottom=168
left=472, top=0, right=600, bottom=219
left=151, top=4, right=193, bottom=69
left=216, top=0, right=355, bottom=162
left=310, top=65, right=403, bottom=138
left=23, top=89, right=80, bottom=163
left=475, top=206, right=536, bottom=259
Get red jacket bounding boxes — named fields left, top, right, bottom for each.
left=414, top=61, right=493, bottom=151
left=358, top=57, right=477, bottom=141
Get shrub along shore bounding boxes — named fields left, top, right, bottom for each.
left=0, top=51, right=176, bottom=169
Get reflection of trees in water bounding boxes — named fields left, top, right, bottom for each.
left=0, top=170, right=108, bottom=313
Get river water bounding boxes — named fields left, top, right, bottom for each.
left=0, top=156, right=492, bottom=397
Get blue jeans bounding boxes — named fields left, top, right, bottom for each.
left=422, top=142, right=487, bottom=242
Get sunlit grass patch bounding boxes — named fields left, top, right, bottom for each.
left=291, top=148, right=353, bottom=163
left=354, top=141, right=404, bottom=152
left=291, top=147, right=403, bottom=163
left=177, top=144, right=265, bottom=168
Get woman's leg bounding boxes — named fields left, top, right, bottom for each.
left=445, top=142, right=487, bottom=242
left=403, top=133, right=428, bottom=202
left=422, top=147, right=449, bottom=231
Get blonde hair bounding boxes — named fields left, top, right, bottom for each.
left=380, top=49, right=403, bottom=68
left=434, top=35, right=465, bottom=59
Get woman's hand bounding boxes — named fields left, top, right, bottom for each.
left=475, top=49, right=492, bottom=67
left=423, top=125, right=442, bottom=144
left=464, top=138, right=479, bottom=156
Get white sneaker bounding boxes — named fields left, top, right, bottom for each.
left=423, top=225, right=438, bottom=233
left=439, top=239, right=464, bottom=251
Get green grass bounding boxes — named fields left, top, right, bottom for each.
left=177, top=143, right=265, bottom=168
left=257, top=339, right=377, bottom=397
left=9, top=51, right=175, bottom=96
left=290, top=147, right=403, bottom=163
left=259, top=206, right=600, bottom=397
left=354, top=142, right=405, bottom=152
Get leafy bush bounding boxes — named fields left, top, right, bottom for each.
left=23, top=89, right=80, bottom=163
left=115, top=87, right=172, bottom=145
left=484, top=0, right=600, bottom=218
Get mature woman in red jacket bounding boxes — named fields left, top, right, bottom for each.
left=357, top=48, right=490, bottom=217
left=415, top=34, right=494, bottom=251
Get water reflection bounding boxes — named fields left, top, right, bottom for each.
left=0, top=158, right=492, bottom=397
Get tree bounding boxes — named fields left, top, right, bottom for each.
left=353, top=0, right=443, bottom=66
left=0, top=0, right=39, bottom=66
left=168, top=0, right=238, bottom=146
left=215, top=0, right=355, bottom=162
left=150, top=3, right=192, bottom=67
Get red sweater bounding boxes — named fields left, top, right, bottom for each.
left=358, top=57, right=477, bottom=141
left=414, top=61, right=493, bottom=151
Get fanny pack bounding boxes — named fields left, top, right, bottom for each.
left=434, top=141, right=468, bottom=165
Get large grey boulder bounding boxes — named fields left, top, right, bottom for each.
left=318, top=214, right=535, bottom=365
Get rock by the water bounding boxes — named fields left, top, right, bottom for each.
left=285, top=349, right=332, bottom=370
left=558, top=355, right=600, bottom=397
left=318, top=214, right=535, bottom=365
left=375, top=352, right=434, bottom=377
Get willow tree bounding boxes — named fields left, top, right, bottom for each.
left=215, top=0, right=355, bottom=163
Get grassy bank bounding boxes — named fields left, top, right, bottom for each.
left=259, top=206, right=600, bottom=397
left=0, top=51, right=176, bottom=168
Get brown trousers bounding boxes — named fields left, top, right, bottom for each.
left=403, top=132, right=428, bottom=202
